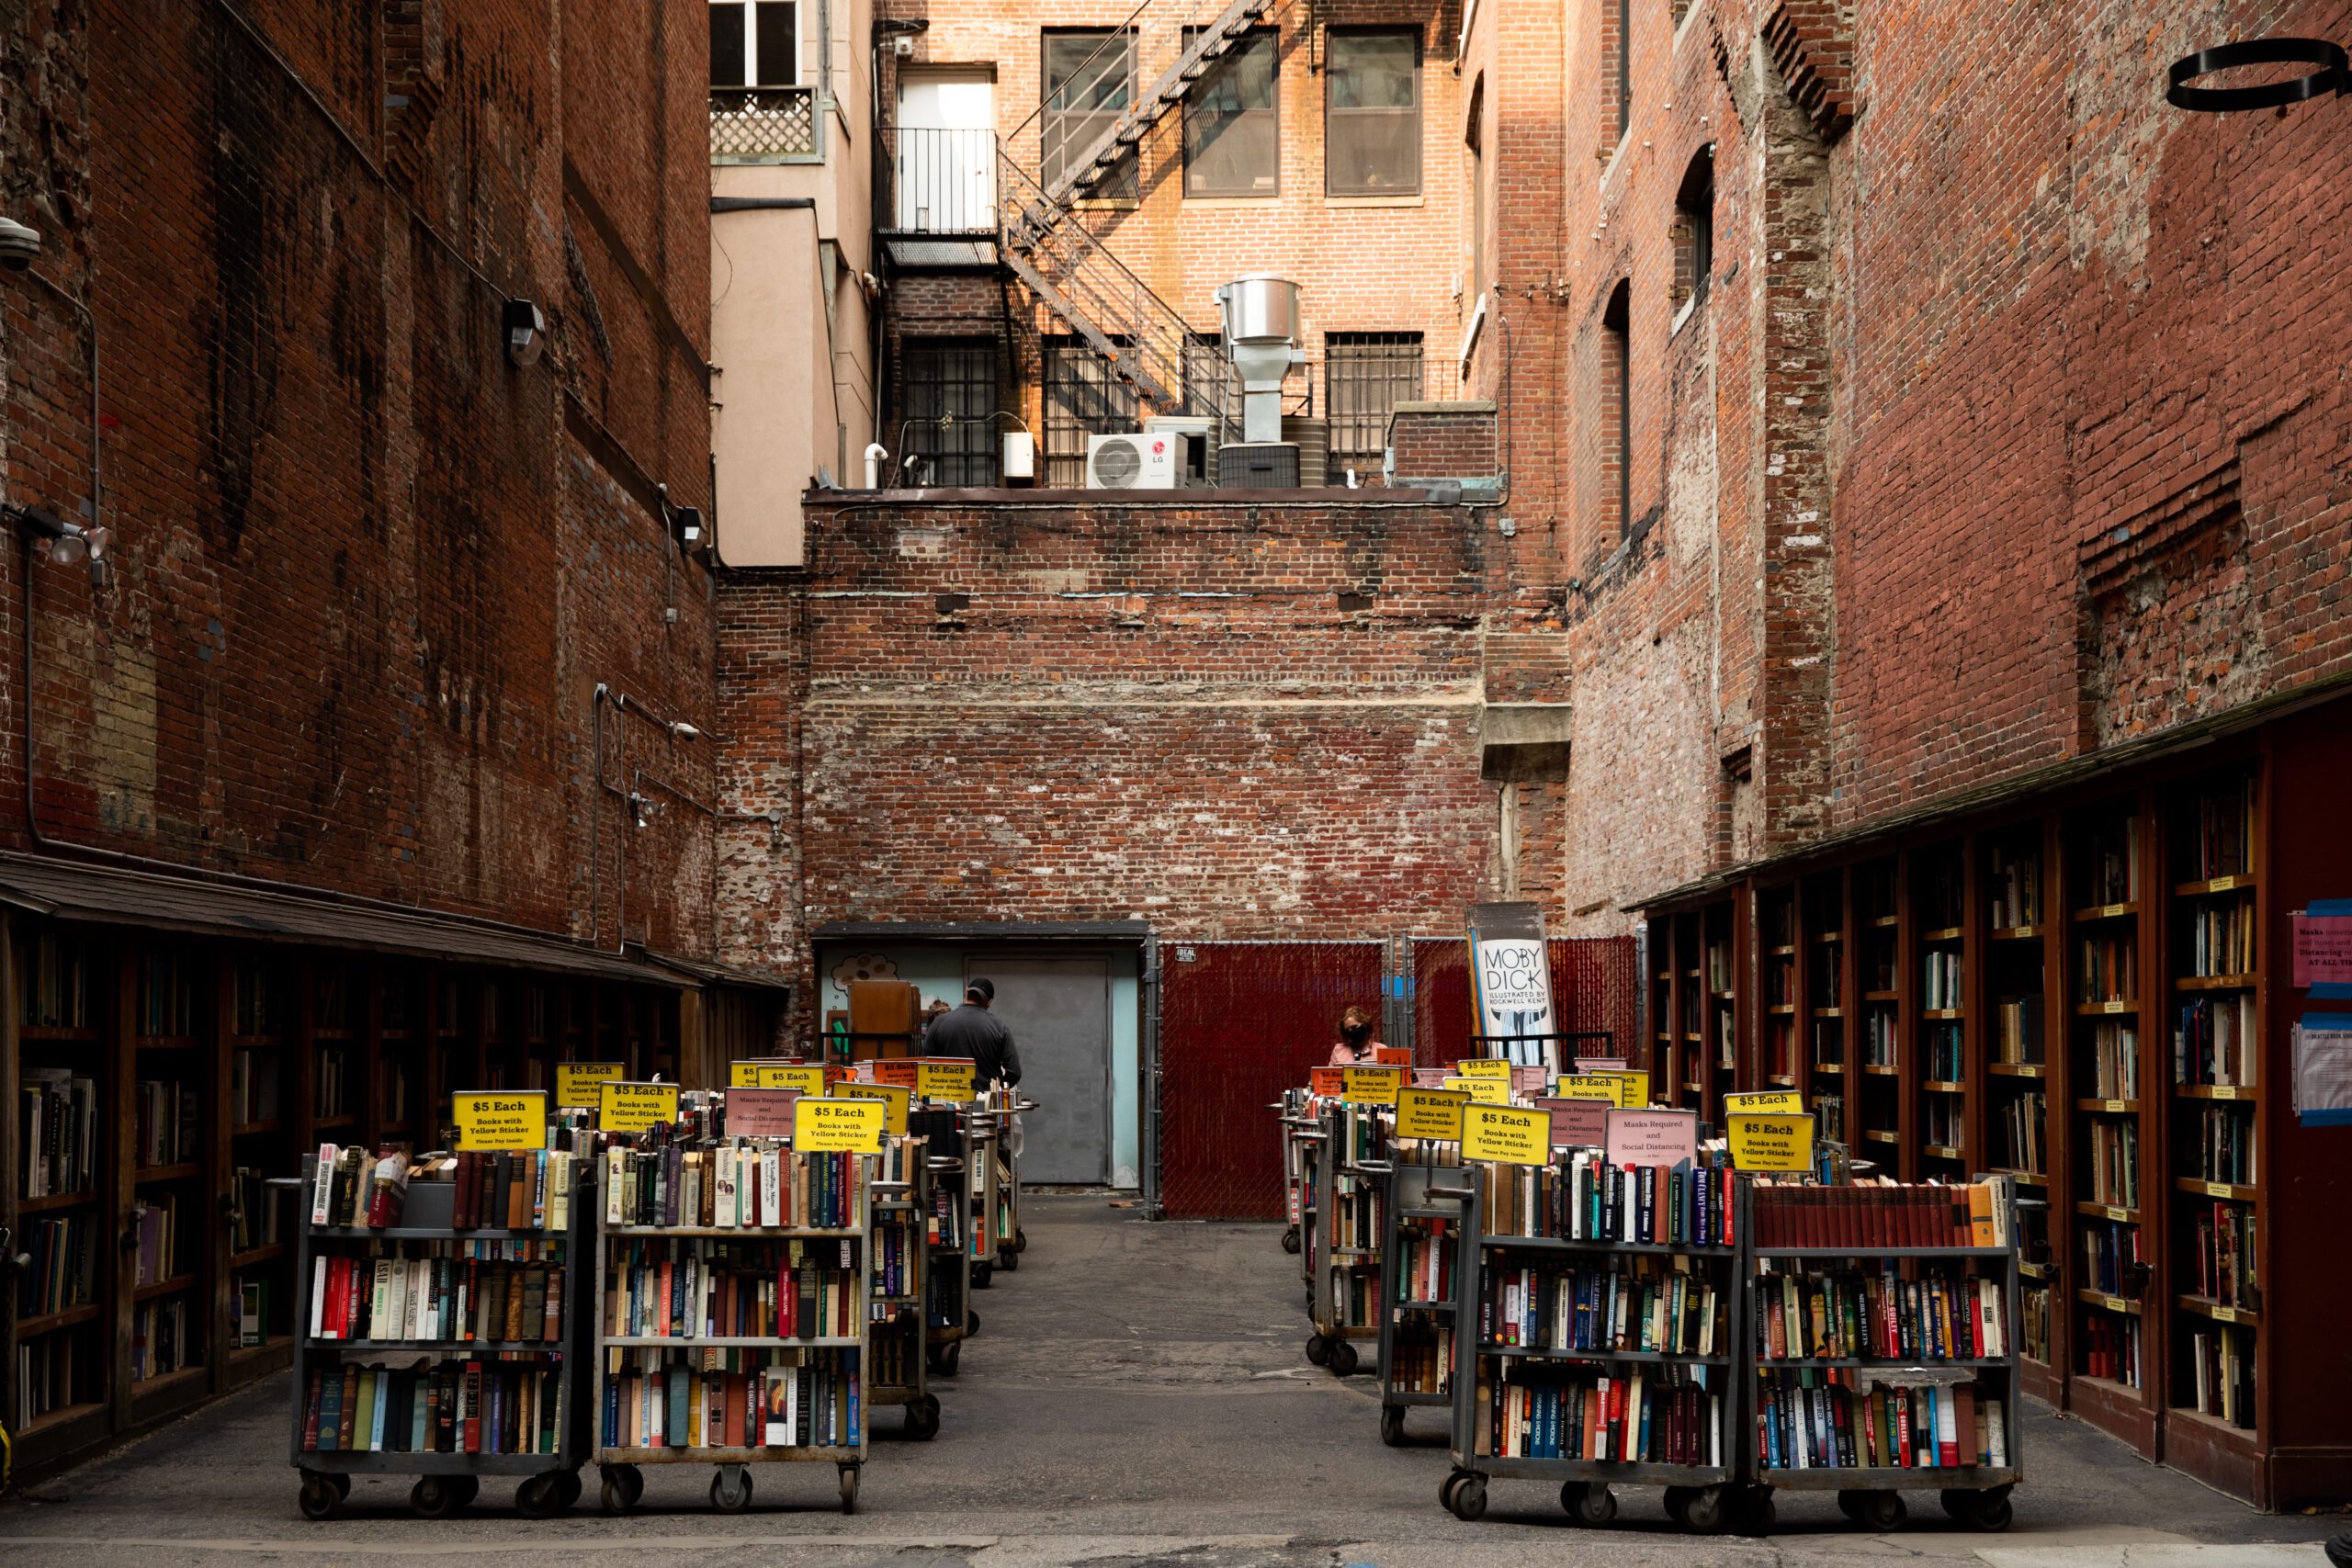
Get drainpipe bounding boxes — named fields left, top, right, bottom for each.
left=1141, top=929, right=1161, bottom=1219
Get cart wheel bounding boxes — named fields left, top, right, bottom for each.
left=838, top=1464, right=860, bottom=1515
left=515, top=1473, right=567, bottom=1518
left=1306, top=1333, right=1329, bottom=1366
left=1737, top=1487, right=1776, bottom=1536
left=1015, top=1227, right=1028, bottom=1254
left=1663, top=1484, right=1692, bottom=1526
left=453, top=1475, right=481, bottom=1506
left=1571, top=1482, right=1617, bottom=1527
left=556, top=1471, right=583, bottom=1509
left=1680, top=1484, right=1728, bottom=1536
left=327, top=1472, right=352, bottom=1501
left=298, top=1477, right=340, bottom=1521
left=1836, top=1489, right=1864, bottom=1523
left=1949, top=1488, right=2012, bottom=1532
left=710, top=1466, right=753, bottom=1513
left=1441, top=1471, right=1467, bottom=1512
left=1328, top=1338, right=1359, bottom=1377
left=1379, top=1405, right=1405, bottom=1447
left=967, top=1309, right=981, bottom=1337
left=1447, top=1474, right=1487, bottom=1522
left=1281, top=1225, right=1301, bottom=1255
left=972, top=1261, right=993, bottom=1290
left=1000, top=1245, right=1020, bottom=1272
left=619, top=1464, right=646, bottom=1508
left=907, top=1393, right=943, bottom=1441
left=1853, top=1490, right=1906, bottom=1531
left=411, top=1476, right=469, bottom=1519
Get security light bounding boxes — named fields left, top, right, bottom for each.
left=0, top=216, right=40, bottom=271
left=504, top=299, right=546, bottom=367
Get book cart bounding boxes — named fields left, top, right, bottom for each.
left=592, top=1143, right=874, bottom=1515
left=1295, top=1098, right=1329, bottom=1301
left=1306, top=1100, right=1387, bottom=1377
left=965, top=1107, right=1003, bottom=1290
left=864, top=1134, right=942, bottom=1438
left=909, top=1107, right=974, bottom=1377
left=1275, top=1088, right=1316, bottom=1255
left=1743, top=1181, right=2021, bottom=1531
left=978, top=1086, right=1036, bottom=1270
left=1441, top=1157, right=1749, bottom=1532
left=1375, top=1158, right=1471, bottom=1444
left=287, top=1152, right=594, bottom=1519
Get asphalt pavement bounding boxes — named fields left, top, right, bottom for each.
left=0, top=1195, right=2335, bottom=1567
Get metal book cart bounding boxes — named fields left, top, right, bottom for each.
left=1375, top=1159, right=1472, bottom=1445
left=592, top=1150, right=873, bottom=1515
left=978, top=1090, right=1037, bottom=1270
left=288, top=1155, right=594, bottom=1519
left=1305, top=1100, right=1387, bottom=1377
left=1276, top=1089, right=1317, bottom=1256
left=863, top=1140, right=940, bottom=1439
left=1294, top=1099, right=1329, bottom=1304
left=1442, top=1168, right=1750, bottom=1532
left=910, top=1107, right=974, bottom=1377
left=965, top=1108, right=1003, bottom=1291
left=1741, top=1183, right=2021, bottom=1533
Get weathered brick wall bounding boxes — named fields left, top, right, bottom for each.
left=1387, top=401, right=1498, bottom=483
left=0, top=2, right=718, bottom=953
left=717, top=492, right=1540, bottom=994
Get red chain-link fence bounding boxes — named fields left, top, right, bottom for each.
left=1158, top=940, right=1387, bottom=1220
left=1409, top=935, right=1640, bottom=1068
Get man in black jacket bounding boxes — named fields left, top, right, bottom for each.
left=924, top=977, right=1023, bottom=1089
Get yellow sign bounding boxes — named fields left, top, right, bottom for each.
left=1601, top=1071, right=1651, bottom=1108
left=1443, top=1075, right=1510, bottom=1105
left=1724, top=1089, right=1804, bottom=1116
left=1341, top=1065, right=1404, bottom=1105
left=454, top=1090, right=547, bottom=1151
left=599, top=1080, right=680, bottom=1134
left=833, top=1082, right=910, bottom=1135
left=555, top=1062, right=623, bottom=1106
left=1462, top=1103, right=1548, bottom=1165
left=1395, top=1086, right=1468, bottom=1141
left=729, top=1060, right=775, bottom=1088
left=1453, top=1057, right=1512, bottom=1079
left=1727, top=1111, right=1816, bottom=1172
left=917, top=1059, right=978, bottom=1102
left=796, top=1096, right=885, bottom=1154
left=773, top=1064, right=828, bottom=1096
left=1553, top=1073, right=1623, bottom=1104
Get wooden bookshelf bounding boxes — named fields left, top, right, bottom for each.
left=1855, top=855, right=1903, bottom=1163
left=1758, top=885, right=1798, bottom=1094
left=1911, top=840, right=1969, bottom=1177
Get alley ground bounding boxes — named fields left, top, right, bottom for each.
left=0, top=1197, right=2335, bottom=1568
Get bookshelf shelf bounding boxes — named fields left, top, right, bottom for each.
left=1992, top=1168, right=2048, bottom=1188
left=18, top=1303, right=103, bottom=1337
left=2174, top=1177, right=2256, bottom=1201
left=18, top=1189, right=99, bottom=1214
left=2174, top=975, right=2256, bottom=992
left=1924, top=1079, right=1964, bottom=1093
left=2075, top=1099, right=2140, bottom=1113
left=1922, top=1008, right=1962, bottom=1021
left=2075, top=1201, right=2141, bottom=1224
left=1812, top=1006, right=1842, bottom=1019
left=2073, top=904, right=2137, bottom=922
left=1991, top=925, right=2041, bottom=942
left=2175, top=1294, right=2259, bottom=1328
left=231, top=1243, right=286, bottom=1268
left=1860, top=1065, right=1898, bottom=1077
left=2173, top=1083, right=2256, bottom=1101
left=1484, top=1234, right=1733, bottom=1258
left=2075, top=1001, right=2137, bottom=1016
left=2076, top=1291, right=2145, bottom=1315
left=1922, top=926, right=1964, bottom=943
left=17, top=1401, right=106, bottom=1440
left=133, top=1275, right=198, bottom=1302
left=1924, top=1143, right=1963, bottom=1159
left=232, top=1120, right=281, bottom=1137
left=18, top=1025, right=100, bottom=1042
left=136, top=1163, right=200, bottom=1184
left=1476, top=1345, right=1732, bottom=1367
left=2174, top=875, right=2255, bottom=897
left=1987, top=1063, right=2044, bottom=1078
left=1863, top=989, right=1897, bottom=1002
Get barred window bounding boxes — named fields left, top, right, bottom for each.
left=1326, top=333, right=1423, bottom=481
left=901, top=340, right=1001, bottom=487
left=1043, top=337, right=1139, bottom=487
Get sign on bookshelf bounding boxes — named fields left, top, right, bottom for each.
left=454, top=1090, right=548, bottom=1151
left=599, top=1080, right=679, bottom=1134
left=555, top=1062, right=623, bottom=1106
left=1605, top=1108, right=1700, bottom=1168
left=797, top=1096, right=886, bottom=1154
left=727, top=1086, right=801, bottom=1136
left=1727, top=1111, right=1815, bottom=1172
left=1341, top=1065, right=1404, bottom=1105
left=1724, top=1089, right=1804, bottom=1116
left=1443, top=1075, right=1509, bottom=1104
left=833, top=1081, right=910, bottom=1134
left=1461, top=1103, right=1547, bottom=1165
left=1396, top=1086, right=1468, bottom=1141
left=916, top=1058, right=977, bottom=1101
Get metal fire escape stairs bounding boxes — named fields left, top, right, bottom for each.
left=996, top=0, right=1276, bottom=420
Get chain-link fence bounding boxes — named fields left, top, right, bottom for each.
left=1158, top=940, right=1386, bottom=1220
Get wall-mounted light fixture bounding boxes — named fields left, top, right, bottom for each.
left=6, top=502, right=109, bottom=587
left=503, top=299, right=546, bottom=367
left=2169, top=37, right=2350, bottom=111
left=0, top=216, right=40, bottom=271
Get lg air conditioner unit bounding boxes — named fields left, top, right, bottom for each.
left=1084, top=431, right=1180, bottom=491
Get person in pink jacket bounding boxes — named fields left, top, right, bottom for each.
left=1327, top=1005, right=1385, bottom=1066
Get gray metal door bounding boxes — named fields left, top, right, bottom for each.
left=967, top=956, right=1110, bottom=1184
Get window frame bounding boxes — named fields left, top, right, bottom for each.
left=1182, top=27, right=1281, bottom=198
left=1324, top=333, right=1425, bottom=481
left=1325, top=27, right=1424, bottom=197
left=708, top=0, right=801, bottom=90
left=1042, top=336, right=1141, bottom=488
left=899, top=338, right=1003, bottom=489
left=1042, top=28, right=1140, bottom=199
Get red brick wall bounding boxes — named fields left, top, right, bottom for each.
left=1387, top=402, right=1497, bottom=480
left=0, top=1, right=718, bottom=953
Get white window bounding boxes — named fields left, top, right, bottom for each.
left=710, top=0, right=799, bottom=89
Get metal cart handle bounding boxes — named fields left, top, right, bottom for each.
left=1424, top=1185, right=1475, bottom=1201
left=870, top=1179, right=911, bottom=1192
left=1347, top=1161, right=1394, bottom=1175
left=927, top=1157, right=966, bottom=1172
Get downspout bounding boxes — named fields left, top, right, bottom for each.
left=1140, top=928, right=1161, bottom=1219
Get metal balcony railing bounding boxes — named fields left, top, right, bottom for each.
left=709, top=87, right=819, bottom=164
left=877, top=127, right=1000, bottom=233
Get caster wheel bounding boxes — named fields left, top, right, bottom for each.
left=601, top=1478, right=629, bottom=1516
left=1571, top=1483, right=1617, bottom=1527
left=411, top=1475, right=469, bottom=1518
left=930, top=1340, right=962, bottom=1377
left=1946, top=1488, right=2011, bottom=1532
left=1664, top=1484, right=1692, bottom=1526
left=1000, top=1246, right=1020, bottom=1272
left=967, top=1309, right=981, bottom=1337
left=1281, top=1225, right=1302, bottom=1255
left=618, top=1465, right=645, bottom=1508
left=327, top=1472, right=352, bottom=1501
left=1441, top=1471, right=1468, bottom=1512
left=907, top=1393, right=943, bottom=1440
left=1306, top=1333, right=1329, bottom=1366
left=838, top=1465, right=860, bottom=1515
left=1447, top=1474, right=1488, bottom=1522
left=1328, top=1339, right=1360, bottom=1377
left=973, top=1262, right=993, bottom=1290
left=1380, top=1405, right=1405, bottom=1447
left=1015, top=1227, right=1028, bottom=1254
left=710, top=1467, right=753, bottom=1513
left=298, top=1478, right=339, bottom=1521
left=1837, top=1490, right=1864, bottom=1523
left=1738, top=1488, right=1776, bottom=1536
left=1681, top=1484, right=1728, bottom=1536
left=556, top=1472, right=583, bottom=1509
left=515, top=1473, right=568, bottom=1517
left=452, top=1476, right=480, bottom=1506
left=1854, top=1490, right=1906, bottom=1531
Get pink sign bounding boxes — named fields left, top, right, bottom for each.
left=2295, top=913, right=2352, bottom=987
left=727, top=1087, right=801, bottom=1136
left=1577, top=1056, right=1628, bottom=1073
left=1412, top=1067, right=1454, bottom=1088
left=1535, top=1097, right=1610, bottom=1149
left=1511, top=1064, right=1548, bottom=1095
left=1604, top=1108, right=1700, bottom=1168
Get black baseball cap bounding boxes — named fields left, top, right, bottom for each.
left=966, top=977, right=995, bottom=1001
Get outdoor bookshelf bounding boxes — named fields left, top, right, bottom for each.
left=1759, top=886, right=1800, bottom=1092
left=1306, top=1100, right=1385, bottom=1377
left=1979, top=823, right=2055, bottom=1404
left=1856, top=856, right=1904, bottom=1160
left=1802, top=870, right=1849, bottom=1146
left=1377, top=1160, right=1467, bottom=1446
left=1912, top=841, right=1971, bottom=1179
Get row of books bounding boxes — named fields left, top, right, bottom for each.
left=308, top=1247, right=568, bottom=1344
left=314, top=1045, right=352, bottom=1120
left=130, top=1295, right=193, bottom=1382
left=2083, top=1021, right=2140, bottom=1100
left=231, top=1165, right=287, bottom=1251
left=16, top=1327, right=88, bottom=1426
left=2188, top=1201, right=2256, bottom=1309
left=2085, top=1121, right=2140, bottom=1210
left=2185, top=1324, right=2256, bottom=1428
left=19, top=1213, right=96, bottom=1318
left=2080, top=1218, right=2143, bottom=1297
left=1921, top=1022, right=1963, bottom=1081
left=311, top=1145, right=578, bottom=1232
left=1330, top=1177, right=1385, bottom=1251
left=2181, top=901, right=2255, bottom=978
left=1922, top=1095, right=1962, bottom=1153
left=1480, top=1368, right=1724, bottom=1465
left=1483, top=1262, right=1724, bottom=1358
left=135, top=1078, right=202, bottom=1168
left=1329, top=1264, right=1378, bottom=1330
left=2180, top=775, right=2253, bottom=881
left=872, top=1217, right=919, bottom=1302
left=2175, top=996, right=2257, bottom=1087
left=1996, top=1091, right=2046, bottom=1177
left=1992, top=994, right=2043, bottom=1063
left=602, top=1144, right=861, bottom=1230
left=600, top=1348, right=859, bottom=1451
left=1479, top=1156, right=1740, bottom=1247
left=19, top=932, right=94, bottom=1029
left=1863, top=1010, right=1896, bottom=1067
left=300, top=1359, right=565, bottom=1455
left=1394, top=1220, right=1456, bottom=1304
left=234, top=1275, right=272, bottom=1348
left=1986, top=847, right=2041, bottom=929
left=2185, top=1104, right=2256, bottom=1186
left=1389, top=1324, right=1453, bottom=1394
left=603, top=1237, right=860, bottom=1341
left=2081, top=1314, right=2141, bottom=1387
left=1749, top=1180, right=2012, bottom=1249
left=2077, top=935, right=2137, bottom=1006
left=132, top=1196, right=188, bottom=1288
left=19, top=1068, right=96, bottom=1197
left=232, top=964, right=279, bottom=1036
left=2082, top=818, right=2136, bottom=906
left=1755, top=1371, right=2007, bottom=1471
left=230, top=1047, right=281, bottom=1126
left=1921, top=951, right=1962, bottom=1010
left=1752, top=1267, right=2010, bottom=1362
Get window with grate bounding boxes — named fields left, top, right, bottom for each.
left=1183, top=333, right=1238, bottom=430
left=1044, top=30, right=1140, bottom=200
left=710, top=0, right=798, bottom=87
left=1600, top=280, right=1631, bottom=550
left=1672, top=148, right=1714, bottom=318
left=1325, top=333, right=1423, bottom=481
left=1183, top=29, right=1278, bottom=197
left=901, top=339, right=1001, bottom=487
left=1043, top=337, right=1140, bottom=487
left=1327, top=29, right=1421, bottom=196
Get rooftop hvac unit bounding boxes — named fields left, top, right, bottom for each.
left=1085, top=431, right=1180, bottom=490
left=1143, top=414, right=1218, bottom=487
